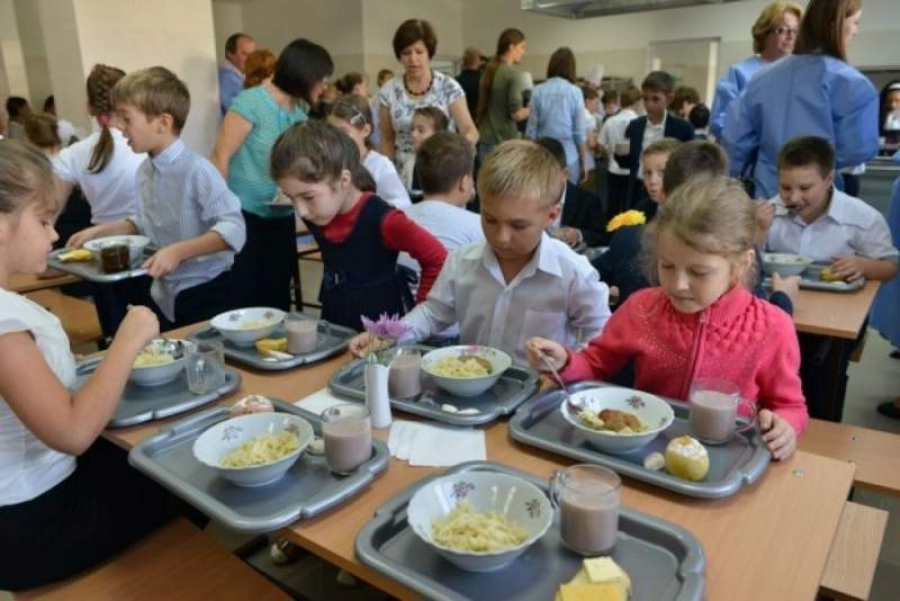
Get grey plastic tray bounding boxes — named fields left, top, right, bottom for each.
left=329, top=345, right=540, bottom=427
left=187, top=315, right=355, bottom=371
left=128, top=399, right=390, bottom=534
left=74, top=356, right=241, bottom=429
left=508, top=382, right=770, bottom=499
left=47, top=247, right=153, bottom=283
left=763, top=262, right=865, bottom=293
left=355, top=461, right=705, bottom=601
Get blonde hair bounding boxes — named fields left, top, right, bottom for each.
left=644, top=176, right=757, bottom=284
left=0, top=140, right=58, bottom=215
left=643, top=137, right=682, bottom=159
left=110, top=66, right=190, bottom=133
left=478, top=140, right=563, bottom=207
left=752, top=2, right=804, bottom=54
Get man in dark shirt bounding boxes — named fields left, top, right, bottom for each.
left=457, top=47, right=483, bottom=118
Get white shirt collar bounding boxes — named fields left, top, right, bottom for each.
left=467, top=233, right=564, bottom=285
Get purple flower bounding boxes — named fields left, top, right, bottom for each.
left=361, top=313, right=410, bottom=341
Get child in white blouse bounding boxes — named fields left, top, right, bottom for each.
left=0, top=140, right=191, bottom=591
left=328, top=94, right=411, bottom=208
left=350, top=140, right=611, bottom=361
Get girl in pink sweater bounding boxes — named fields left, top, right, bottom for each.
left=528, top=176, right=807, bottom=460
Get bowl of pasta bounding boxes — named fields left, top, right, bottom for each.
left=407, top=471, right=553, bottom=572
left=193, top=412, right=314, bottom=487
left=762, top=253, right=813, bottom=277
left=129, top=339, right=194, bottom=387
left=210, top=307, right=286, bottom=347
left=420, top=345, right=512, bottom=397
left=561, top=386, right=675, bottom=454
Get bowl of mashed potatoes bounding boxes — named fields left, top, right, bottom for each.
left=192, top=412, right=314, bottom=487
left=129, top=339, right=194, bottom=387
left=421, top=345, right=512, bottom=397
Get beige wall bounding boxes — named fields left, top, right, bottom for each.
left=212, top=0, right=244, bottom=65
left=0, top=0, right=30, bottom=109
left=39, top=0, right=220, bottom=155
left=13, top=0, right=51, bottom=110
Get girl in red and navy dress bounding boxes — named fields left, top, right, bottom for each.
left=271, top=120, right=446, bottom=330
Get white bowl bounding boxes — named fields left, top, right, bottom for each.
left=210, top=307, right=286, bottom=347
left=762, top=253, right=813, bottom=277
left=128, top=339, right=195, bottom=387
left=193, top=412, right=314, bottom=487
left=561, top=387, right=675, bottom=454
left=420, top=345, right=512, bottom=397
left=407, top=472, right=553, bottom=572
left=83, top=234, right=151, bottom=266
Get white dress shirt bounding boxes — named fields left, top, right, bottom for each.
left=638, top=112, right=667, bottom=180
left=599, top=108, right=638, bottom=176
left=402, top=233, right=611, bottom=361
left=766, top=187, right=899, bottom=263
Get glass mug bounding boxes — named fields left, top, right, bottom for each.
left=321, top=403, right=372, bottom=475
left=688, top=378, right=757, bottom=444
left=284, top=315, right=329, bottom=355
left=184, top=340, right=227, bottom=394
left=549, top=464, right=621, bottom=556
left=386, top=347, right=422, bottom=399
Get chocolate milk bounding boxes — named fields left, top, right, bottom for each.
left=559, top=483, right=619, bottom=555
left=323, top=417, right=371, bottom=474
left=689, top=390, right=738, bottom=443
left=389, top=353, right=421, bottom=398
left=286, top=320, right=318, bottom=354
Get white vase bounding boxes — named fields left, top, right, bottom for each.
left=364, top=363, right=392, bottom=428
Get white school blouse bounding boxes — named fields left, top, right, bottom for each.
left=363, top=150, right=411, bottom=209
left=53, top=126, right=146, bottom=224
left=0, top=289, right=77, bottom=507
left=402, top=233, right=611, bottom=361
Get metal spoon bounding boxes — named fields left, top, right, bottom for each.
left=538, top=352, right=583, bottom=416
left=159, top=337, right=184, bottom=360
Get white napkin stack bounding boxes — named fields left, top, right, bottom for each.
left=294, top=387, right=348, bottom=415
left=388, top=420, right=486, bottom=467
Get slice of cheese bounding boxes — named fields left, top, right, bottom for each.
left=58, top=248, right=92, bottom=262
left=559, top=583, right=626, bottom=601
left=584, top=557, right=632, bottom=596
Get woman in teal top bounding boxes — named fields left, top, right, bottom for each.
left=212, top=38, right=333, bottom=310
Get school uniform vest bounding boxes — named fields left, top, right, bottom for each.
left=305, top=195, right=408, bottom=331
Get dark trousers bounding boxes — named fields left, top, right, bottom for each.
left=0, top=438, right=203, bottom=592
left=93, top=276, right=153, bottom=339
left=798, top=320, right=867, bottom=422
left=606, top=172, right=631, bottom=221
left=153, top=269, right=238, bottom=331
left=230, top=211, right=295, bottom=311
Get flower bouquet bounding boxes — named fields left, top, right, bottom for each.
left=605, top=209, right=647, bottom=233
left=360, top=314, right=410, bottom=428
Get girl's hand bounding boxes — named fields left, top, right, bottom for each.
left=758, top=409, right=797, bottom=460
left=829, top=256, right=864, bottom=281
left=525, top=337, right=567, bottom=372
left=113, top=306, right=159, bottom=353
left=66, top=225, right=104, bottom=249
left=348, top=332, right=372, bottom=358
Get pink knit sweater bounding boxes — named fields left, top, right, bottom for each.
left=561, top=285, right=809, bottom=435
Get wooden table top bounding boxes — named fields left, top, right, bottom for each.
left=9, top=271, right=79, bottom=293
left=791, top=281, right=880, bottom=340
left=105, top=325, right=858, bottom=601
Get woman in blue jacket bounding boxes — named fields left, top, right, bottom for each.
left=723, top=0, right=878, bottom=199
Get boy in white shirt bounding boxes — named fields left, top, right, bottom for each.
left=350, top=140, right=611, bottom=361
left=398, top=131, right=483, bottom=280
left=761, top=135, right=898, bottom=422
left=763, top=136, right=898, bottom=281
left=598, top=87, right=641, bottom=221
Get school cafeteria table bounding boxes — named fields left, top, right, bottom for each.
left=790, top=281, right=881, bottom=422
left=104, top=322, right=862, bottom=601
left=9, top=271, right=79, bottom=293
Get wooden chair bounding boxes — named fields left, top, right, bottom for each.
left=14, top=520, right=289, bottom=601
left=25, top=289, right=103, bottom=346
